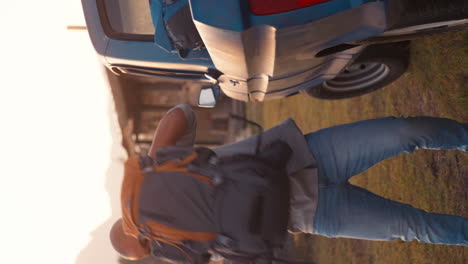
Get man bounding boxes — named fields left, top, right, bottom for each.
left=111, top=104, right=467, bottom=261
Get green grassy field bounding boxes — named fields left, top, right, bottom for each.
left=247, top=31, right=468, bottom=264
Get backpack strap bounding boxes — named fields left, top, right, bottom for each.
left=144, top=220, right=216, bottom=242
left=150, top=151, right=215, bottom=185
left=121, top=156, right=146, bottom=239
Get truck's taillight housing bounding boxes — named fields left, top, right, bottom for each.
left=249, top=0, right=332, bottom=15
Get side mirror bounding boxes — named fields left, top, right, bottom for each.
left=198, top=86, right=220, bottom=108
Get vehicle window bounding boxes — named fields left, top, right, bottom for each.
left=102, top=0, right=155, bottom=38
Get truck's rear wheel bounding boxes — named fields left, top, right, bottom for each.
left=301, top=42, right=410, bottom=100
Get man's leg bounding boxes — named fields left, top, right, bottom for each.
left=304, top=116, right=467, bottom=184
left=312, top=184, right=468, bottom=246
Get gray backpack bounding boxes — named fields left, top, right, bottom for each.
left=136, top=139, right=299, bottom=263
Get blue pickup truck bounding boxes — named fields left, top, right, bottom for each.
left=82, top=0, right=467, bottom=104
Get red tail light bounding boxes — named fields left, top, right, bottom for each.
left=249, top=0, right=332, bottom=15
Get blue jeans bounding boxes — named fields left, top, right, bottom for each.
left=304, top=116, right=468, bottom=246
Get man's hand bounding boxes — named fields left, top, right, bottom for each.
left=148, top=107, right=189, bottom=159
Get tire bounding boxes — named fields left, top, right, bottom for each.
left=300, top=41, right=410, bottom=100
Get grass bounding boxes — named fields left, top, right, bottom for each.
left=247, top=30, right=468, bottom=264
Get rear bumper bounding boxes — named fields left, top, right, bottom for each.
left=193, top=1, right=387, bottom=102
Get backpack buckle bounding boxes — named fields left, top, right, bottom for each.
left=215, top=234, right=236, bottom=248
left=208, top=155, right=219, bottom=166
left=143, top=166, right=153, bottom=173
left=138, top=224, right=151, bottom=237
left=139, top=155, right=154, bottom=171
left=212, top=174, right=223, bottom=185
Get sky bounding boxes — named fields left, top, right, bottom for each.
left=0, top=1, right=125, bottom=263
